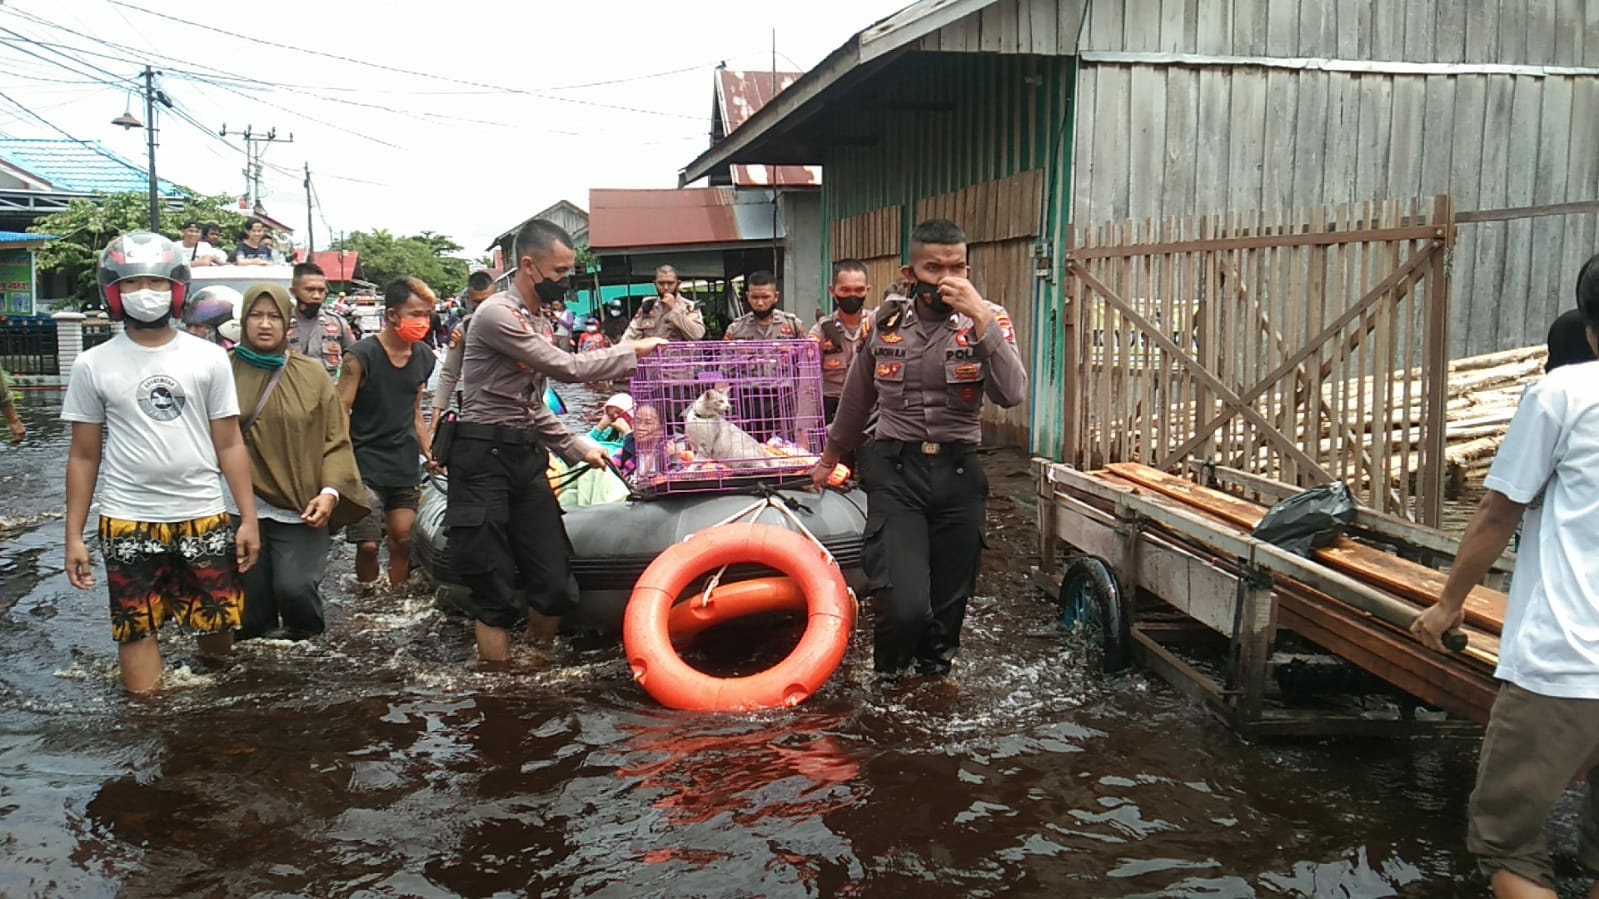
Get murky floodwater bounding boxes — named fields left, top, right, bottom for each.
left=0, top=385, right=1590, bottom=898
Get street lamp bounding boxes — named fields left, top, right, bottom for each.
left=110, top=67, right=171, bottom=231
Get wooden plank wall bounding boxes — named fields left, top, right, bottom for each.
left=829, top=206, right=901, bottom=262
left=1066, top=0, right=1599, bottom=357
left=1076, top=0, right=1599, bottom=65
left=917, top=0, right=1088, bottom=56
left=1073, top=64, right=1599, bottom=357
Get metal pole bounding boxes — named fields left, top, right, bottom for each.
left=304, top=162, right=315, bottom=255
left=144, top=65, right=158, bottom=231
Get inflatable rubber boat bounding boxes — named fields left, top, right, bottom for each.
left=412, top=475, right=869, bottom=633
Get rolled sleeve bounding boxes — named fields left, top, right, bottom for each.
left=478, top=305, right=638, bottom=383
left=1484, top=383, right=1562, bottom=504
left=825, top=350, right=878, bottom=453
left=430, top=328, right=465, bottom=410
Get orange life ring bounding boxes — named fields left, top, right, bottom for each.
left=667, top=576, right=806, bottom=646
left=624, top=523, right=855, bottom=711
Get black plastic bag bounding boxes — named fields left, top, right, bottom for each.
left=1251, top=482, right=1356, bottom=557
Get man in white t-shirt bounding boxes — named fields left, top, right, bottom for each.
left=61, top=232, right=260, bottom=694
left=177, top=220, right=226, bottom=267
left=1413, top=254, right=1599, bottom=898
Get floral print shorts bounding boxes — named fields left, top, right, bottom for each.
left=97, top=513, right=243, bottom=643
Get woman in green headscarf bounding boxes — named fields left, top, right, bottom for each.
left=230, top=283, right=368, bottom=640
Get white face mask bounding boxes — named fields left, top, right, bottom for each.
left=121, top=288, right=173, bottom=323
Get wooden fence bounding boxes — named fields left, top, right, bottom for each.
left=1062, top=197, right=1455, bottom=525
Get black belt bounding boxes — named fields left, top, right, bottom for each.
left=876, top=439, right=977, bottom=456
left=456, top=422, right=539, bottom=445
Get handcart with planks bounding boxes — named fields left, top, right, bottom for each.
left=1032, top=457, right=1511, bottom=739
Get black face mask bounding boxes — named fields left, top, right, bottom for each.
left=834, top=296, right=865, bottom=315
left=911, top=281, right=952, bottom=319
left=527, top=262, right=568, bottom=305
left=297, top=303, right=320, bottom=319
left=750, top=303, right=775, bottom=320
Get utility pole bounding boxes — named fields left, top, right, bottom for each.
left=219, top=124, right=293, bottom=212
left=304, top=162, right=314, bottom=255
left=143, top=66, right=158, bottom=231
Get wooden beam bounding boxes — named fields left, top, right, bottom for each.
left=1068, top=263, right=1330, bottom=476
left=1156, top=245, right=1440, bottom=468
left=1104, top=463, right=1508, bottom=634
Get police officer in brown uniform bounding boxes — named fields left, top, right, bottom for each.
left=448, top=220, right=664, bottom=662
left=808, top=260, right=874, bottom=423
left=623, top=264, right=706, bottom=342
left=811, top=220, right=1028, bottom=675
left=723, top=270, right=805, bottom=340
left=288, top=262, right=356, bottom=378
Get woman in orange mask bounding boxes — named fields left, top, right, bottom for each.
left=337, top=277, right=440, bottom=591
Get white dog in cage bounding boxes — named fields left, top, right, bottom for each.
left=682, top=387, right=783, bottom=469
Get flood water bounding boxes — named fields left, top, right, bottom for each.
left=0, top=385, right=1590, bottom=898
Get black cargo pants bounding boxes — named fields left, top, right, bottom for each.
left=445, top=430, right=577, bottom=629
left=858, top=440, right=988, bottom=675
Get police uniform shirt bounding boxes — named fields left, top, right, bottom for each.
left=290, top=310, right=356, bottom=377
left=808, top=311, right=872, bottom=398
left=622, top=296, right=706, bottom=342
left=827, top=297, right=1028, bottom=450
left=724, top=309, right=806, bottom=341
left=459, top=284, right=638, bottom=462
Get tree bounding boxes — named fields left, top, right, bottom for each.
left=28, top=192, right=251, bottom=305
left=330, top=229, right=469, bottom=299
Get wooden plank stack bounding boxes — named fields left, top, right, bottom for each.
left=1439, top=344, right=1546, bottom=496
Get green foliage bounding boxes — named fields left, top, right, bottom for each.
left=329, top=229, right=469, bottom=299
left=574, top=242, right=598, bottom=273
left=28, top=192, right=251, bottom=304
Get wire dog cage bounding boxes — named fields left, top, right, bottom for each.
left=626, top=340, right=826, bottom=496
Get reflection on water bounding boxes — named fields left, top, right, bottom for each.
left=1, top=387, right=1587, bottom=898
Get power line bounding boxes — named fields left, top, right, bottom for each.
left=105, top=1, right=707, bottom=120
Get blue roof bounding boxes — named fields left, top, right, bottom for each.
left=0, top=137, right=186, bottom=197
left=0, top=230, right=56, bottom=245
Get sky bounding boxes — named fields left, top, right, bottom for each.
left=0, top=0, right=910, bottom=257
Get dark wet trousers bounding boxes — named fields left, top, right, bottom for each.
left=859, top=440, right=988, bottom=675
left=445, top=434, right=577, bottom=630
left=238, top=518, right=332, bottom=640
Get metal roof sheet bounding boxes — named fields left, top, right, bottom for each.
left=0, top=137, right=187, bottom=197
left=588, top=187, right=782, bottom=251
left=0, top=230, right=55, bottom=246
left=715, top=70, right=822, bottom=188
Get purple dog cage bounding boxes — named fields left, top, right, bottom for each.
left=626, top=339, right=827, bottom=496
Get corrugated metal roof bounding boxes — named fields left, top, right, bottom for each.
left=588, top=187, right=783, bottom=251
left=715, top=70, right=822, bottom=188
left=292, top=250, right=361, bottom=280
left=0, top=230, right=56, bottom=246
left=0, top=137, right=186, bottom=196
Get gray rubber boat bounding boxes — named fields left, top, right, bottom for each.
left=412, top=476, right=869, bottom=632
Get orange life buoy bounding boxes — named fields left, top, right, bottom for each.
left=624, top=523, right=854, bottom=711
left=667, top=576, right=806, bottom=646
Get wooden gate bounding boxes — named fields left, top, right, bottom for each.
left=1062, top=197, right=1454, bottom=524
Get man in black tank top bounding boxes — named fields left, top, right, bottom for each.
left=338, top=277, right=439, bottom=590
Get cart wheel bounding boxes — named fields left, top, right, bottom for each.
left=1058, top=557, right=1132, bottom=673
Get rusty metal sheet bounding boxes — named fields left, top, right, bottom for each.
left=716, top=70, right=822, bottom=188
left=587, top=187, right=782, bottom=251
